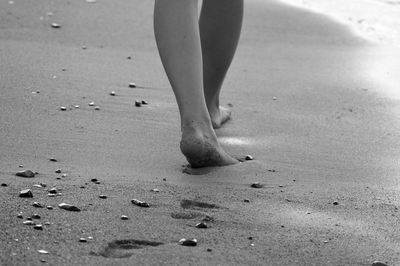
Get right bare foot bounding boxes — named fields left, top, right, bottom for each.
left=180, top=122, right=238, bottom=168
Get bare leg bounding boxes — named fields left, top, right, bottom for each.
left=154, top=0, right=238, bottom=168
left=200, top=0, right=243, bottom=128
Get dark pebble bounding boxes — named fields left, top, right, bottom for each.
left=141, top=100, right=148, bottom=105
left=94, top=181, right=101, bottom=185
left=109, top=91, right=116, bottom=96
left=46, top=206, right=53, bottom=210
left=33, top=202, right=44, bottom=208
left=51, top=23, right=61, bottom=28
left=162, top=178, right=167, bottom=181
left=26, top=217, right=32, bottom=221
left=131, top=198, right=150, bottom=208
left=79, top=238, right=87, bottom=243
left=90, top=178, right=98, bottom=183
left=1, top=183, right=7, bottom=187
left=40, top=183, right=47, bottom=188
left=207, top=248, right=212, bottom=252
left=248, top=237, right=253, bottom=240
left=48, top=188, right=57, bottom=194
left=16, top=170, right=35, bottom=178
left=19, top=189, right=33, bottom=198
left=49, top=158, right=58, bottom=162
left=179, top=238, right=197, bottom=247
left=129, top=83, right=137, bottom=88
left=127, top=56, right=131, bottom=60
left=245, top=155, right=254, bottom=161
left=17, top=213, right=23, bottom=219
left=243, top=199, right=250, bottom=203
left=80, top=186, right=85, bottom=189
left=34, top=224, right=43, bottom=230
left=268, top=169, right=276, bottom=172
left=120, top=215, right=129, bottom=220
left=55, top=169, right=61, bottom=173
left=135, top=100, right=142, bottom=107
left=371, top=262, right=389, bottom=266
left=58, top=203, right=81, bottom=212
left=99, top=195, right=107, bottom=199
left=250, top=182, right=264, bottom=189
left=32, top=214, right=41, bottom=219
left=195, top=222, right=208, bottom=229
left=333, top=201, right=339, bottom=205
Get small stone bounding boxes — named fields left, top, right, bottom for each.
left=129, top=83, right=136, bottom=88
left=120, top=215, right=129, bottom=220
left=323, top=240, right=329, bottom=243
left=81, top=45, right=87, bottom=50
left=179, top=238, right=197, bottom=247
left=34, top=224, right=43, bottom=230
left=16, top=170, right=35, bottom=178
left=79, top=238, right=87, bottom=243
left=273, top=97, right=277, bottom=100
left=19, top=165, right=24, bottom=168
left=1, top=183, right=7, bottom=187
left=162, top=178, right=167, bottom=181
left=248, top=237, right=253, bottom=240
left=56, top=177, right=61, bottom=180
left=207, top=248, right=212, bottom=252
left=38, top=250, right=49, bottom=254
left=245, top=155, right=254, bottom=161
left=19, top=189, right=33, bottom=198
left=131, top=199, right=150, bottom=208
left=44, top=222, right=51, bottom=226
left=61, top=174, right=67, bottom=178
left=60, top=106, right=67, bottom=111
left=80, top=186, right=85, bottom=189
left=32, top=214, right=41, bottom=219
left=250, top=243, right=255, bottom=247
left=195, top=222, right=208, bottom=229
left=23, top=221, right=34, bottom=225
left=51, top=23, right=61, bottom=28
left=88, top=102, right=95, bottom=106
left=17, top=213, right=23, bottom=219
left=94, top=106, right=100, bottom=110
left=333, top=201, right=339, bottom=205
left=109, top=91, right=116, bottom=96
left=135, top=100, right=142, bottom=107
left=151, top=188, right=160, bottom=192
left=250, top=182, right=264, bottom=189
left=371, top=261, right=389, bottom=266
left=306, top=211, right=311, bottom=215
left=26, top=217, right=32, bottom=221
left=33, top=202, right=44, bottom=208
left=40, top=183, right=47, bottom=188
left=87, top=236, right=93, bottom=240
left=243, top=199, right=250, bottom=203
left=94, top=181, right=101, bottom=185
left=46, top=206, right=53, bottom=210
left=268, top=169, right=276, bottom=172
left=141, top=100, right=148, bottom=105
left=278, top=185, right=284, bottom=188
left=58, top=203, right=80, bottom=212
left=127, top=56, right=132, bottom=60
left=48, top=188, right=57, bottom=194
left=99, top=195, right=107, bottom=199
left=55, top=169, right=61, bottom=173
left=74, top=105, right=80, bottom=109
left=90, top=178, right=98, bottom=183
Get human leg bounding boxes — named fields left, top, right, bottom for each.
left=153, top=0, right=238, bottom=168
left=200, top=0, right=244, bottom=128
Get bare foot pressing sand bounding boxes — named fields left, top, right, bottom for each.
left=180, top=122, right=238, bottom=168
left=209, top=106, right=232, bottom=129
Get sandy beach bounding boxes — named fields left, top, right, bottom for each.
left=1, top=0, right=400, bottom=265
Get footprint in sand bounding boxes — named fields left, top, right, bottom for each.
left=170, top=211, right=213, bottom=221
left=94, top=239, right=164, bottom=258
left=180, top=199, right=221, bottom=210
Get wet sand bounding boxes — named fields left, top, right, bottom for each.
left=1, top=0, right=400, bottom=265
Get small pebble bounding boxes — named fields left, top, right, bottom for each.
left=306, top=211, right=311, bottom=215
left=23, top=221, right=34, bottom=225
left=33, top=184, right=43, bottom=188
left=46, top=206, right=53, bottom=210
left=179, top=238, right=197, bottom=247
left=99, top=195, right=107, bottom=199
left=51, top=23, right=61, bottom=28
left=129, top=82, right=136, bottom=88
left=32, top=214, right=41, bottom=219
left=250, top=182, right=264, bottom=189
left=151, top=188, right=160, bottom=193
left=94, top=181, right=101, bottom=185
left=38, top=250, right=49, bottom=254
left=55, top=169, right=61, bottom=173
left=207, top=248, right=212, bottom=252
left=127, top=56, right=132, bottom=60
left=109, top=91, right=116, bottom=96
left=16, top=170, right=35, bottom=178
left=141, top=100, right=148, bottom=105
left=273, top=97, right=277, bottom=100
left=26, top=217, right=32, bottom=221
left=250, top=243, right=255, bottom=247
left=49, top=158, right=58, bottom=162
left=17, top=213, right=23, bottom=219
left=243, top=199, right=250, bottom=203
left=94, top=106, right=100, bottom=110
left=74, top=105, right=80, bottom=109
left=33, top=202, right=44, bottom=208
left=58, top=203, right=81, bottom=212
left=81, top=45, right=87, bottom=50
left=19, top=165, right=24, bottom=168
left=323, top=240, right=329, bottom=243
left=120, top=215, right=129, bottom=220
left=245, top=155, right=254, bottom=161
left=40, top=183, right=47, bottom=187
left=131, top=199, right=150, bottom=208
left=44, top=222, right=50, bottom=226
left=88, top=102, right=95, bottom=106
left=248, top=237, right=253, bottom=240
left=333, top=201, right=339, bottom=205
left=61, top=174, right=67, bottom=178
left=90, top=178, right=98, bottom=183
left=34, top=224, right=43, bottom=230
left=371, top=261, right=389, bottom=266
left=79, top=238, right=87, bottom=243
left=1, top=183, right=7, bottom=187
left=195, top=222, right=208, bottom=229
left=19, top=189, right=33, bottom=198
left=87, top=236, right=93, bottom=240
left=162, top=178, right=167, bottom=181
left=135, top=100, right=142, bottom=107
left=60, top=106, right=67, bottom=111
left=48, top=188, right=57, bottom=194
left=278, top=185, right=284, bottom=188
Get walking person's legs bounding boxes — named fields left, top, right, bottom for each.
left=153, top=0, right=240, bottom=168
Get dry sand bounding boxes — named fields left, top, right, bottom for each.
left=1, top=0, right=400, bottom=265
